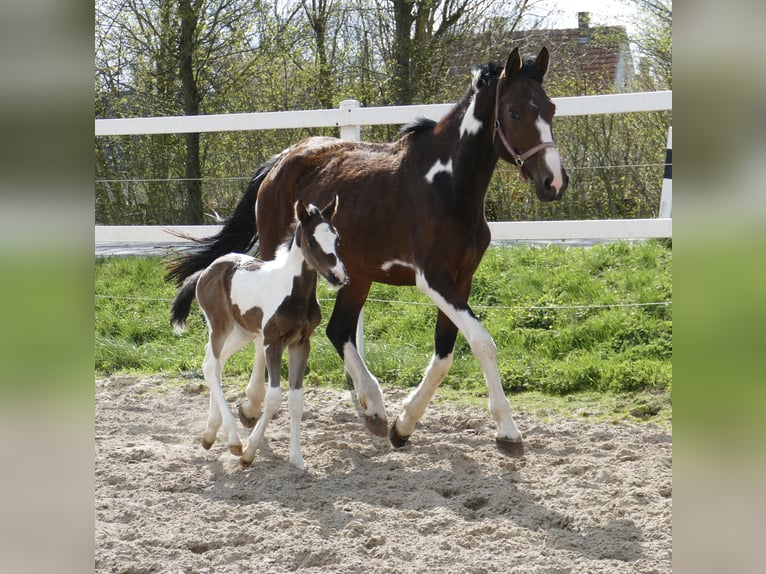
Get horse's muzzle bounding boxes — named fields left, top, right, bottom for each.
left=536, top=167, right=569, bottom=202
left=325, top=267, right=349, bottom=288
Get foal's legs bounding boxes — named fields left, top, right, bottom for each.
left=286, top=340, right=310, bottom=469
left=392, top=271, right=523, bottom=456
left=201, top=329, right=250, bottom=455
left=238, top=339, right=266, bottom=428
left=241, top=342, right=284, bottom=467
left=326, top=279, right=388, bottom=437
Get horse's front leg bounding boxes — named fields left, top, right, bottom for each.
left=238, top=337, right=266, bottom=429
left=241, top=342, right=284, bottom=467
left=390, top=311, right=456, bottom=447
left=412, top=270, right=524, bottom=456
left=285, top=340, right=310, bottom=470
left=326, top=281, right=388, bottom=437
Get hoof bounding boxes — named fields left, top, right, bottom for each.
left=229, top=443, right=243, bottom=456
left=389, top=422, right=410, bottom=449
left=495, top=437, right=524, bottom=457
left=365, top=414, right=389, bottom=438
left=237, top=402, right=258, bottom=429
left=201, top=437, right=214, bottom=450
left=239, top=456, right=253, bottom=469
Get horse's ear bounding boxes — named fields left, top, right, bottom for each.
left=295, top=199, right=310, bottom=225
left=503, top=47, right=522, bottom=79
left=321, top=195, right=338, bottom=220
left=535, top=46, right=550, bottom=79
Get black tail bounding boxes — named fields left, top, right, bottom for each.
left=170, top=271, right=203, bottom=334
left=164, top=155, right=280, bottom=286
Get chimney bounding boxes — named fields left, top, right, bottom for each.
left=578, top=12, right=590, bottom=32
left=577, top=12, right=591, bottom=44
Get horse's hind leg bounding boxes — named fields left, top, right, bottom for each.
left=326, top=281, right=388, bottom=437
left=238, top=337, right=266, bottom=429
left=202, top=331, right=248, bottom=456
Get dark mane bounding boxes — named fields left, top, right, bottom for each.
left=399, top=56, right=543, bottom=139
left=472, top=58, right=544, bottom=88
left=472, top=61, right=504, bottom=90
left=400, top=117, right=437, bottom=137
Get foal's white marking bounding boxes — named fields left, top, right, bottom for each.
left=229, top=247, right=301, bottom=324
left=312, top=222, right=347, bottom=283
left=413, top=270, right=522, bottom=441
left=535, top=116, right=565, bottom=192
left=424, top=158, right=453, bottom=184
left=459, top=96, right=482, bottom=138
left=314, top=222, right=337, bottom=254
left=381, top=259, right=416, bottom=273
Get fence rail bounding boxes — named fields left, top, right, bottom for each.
left=95, top=90, right=672, bottom=243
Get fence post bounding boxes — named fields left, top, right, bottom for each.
left=659, top=126, right=672, bottom=218
left=338, top=100, right=365, bottom=359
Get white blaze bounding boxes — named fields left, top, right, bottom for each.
left=535, top=116, right=564, bottom=191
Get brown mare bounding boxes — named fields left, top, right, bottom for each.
left=167, top=47, right=569, bottom=457
left=169, top=199, right=347, bottom=469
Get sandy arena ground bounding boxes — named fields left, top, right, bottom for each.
left=95, top=376, right=671, bottom=573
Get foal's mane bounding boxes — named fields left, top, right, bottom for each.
left=398, top=57, right=543, bottom=139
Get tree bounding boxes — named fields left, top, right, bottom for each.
left=629, top=0, right=672, bottom=89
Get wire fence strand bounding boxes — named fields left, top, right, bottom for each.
left=95, top=293, right=671, bottom=311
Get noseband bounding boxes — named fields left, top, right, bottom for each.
left=492, top=73, right=557, bottom=181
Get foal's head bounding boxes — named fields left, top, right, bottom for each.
left=492, top=47, right=569, bottom=202
left=295, top=197, right=348, bottom=288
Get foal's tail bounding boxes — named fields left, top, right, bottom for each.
left=164, top=154, right=280, bottom=286
left=169, top=270, right=203, bottom=335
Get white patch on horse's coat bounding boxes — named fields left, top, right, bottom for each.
left=535, top=116, right=565, bottom=192
left=229, top=249, right=302, bottom=325
left=424, top=158, right=453, bottom=184
left=459, top=96, right=482, bottom=138
left=381, top=259, right=416, bottom=273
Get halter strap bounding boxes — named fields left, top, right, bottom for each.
left=492, top=72, right=557, bottom=181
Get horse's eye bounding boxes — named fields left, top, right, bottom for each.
left=308, top=237, right=318, bottom=247
left=509, top=109, right=520, bottom=120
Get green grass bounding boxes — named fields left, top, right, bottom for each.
left=95, top=241, right=671, bottom=423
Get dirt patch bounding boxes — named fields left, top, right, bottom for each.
left=95, top=376, right=671, bottom=573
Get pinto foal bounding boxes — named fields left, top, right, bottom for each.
left=170, top=198, right=347, bottom=469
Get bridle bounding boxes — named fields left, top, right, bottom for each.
left=492, top=72, right=557, bottom=181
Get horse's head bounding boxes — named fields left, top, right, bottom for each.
left=295, top=196, right=348, bottom=288
left=493, top=47, right=569, bottom=202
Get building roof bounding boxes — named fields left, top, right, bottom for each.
left=511, top=13, right=633, bottom=94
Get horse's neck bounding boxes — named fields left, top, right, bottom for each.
left=441, top=93, right=500, bottom=204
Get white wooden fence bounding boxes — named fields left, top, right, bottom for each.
left=95, top=90, right=672, bottom=243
